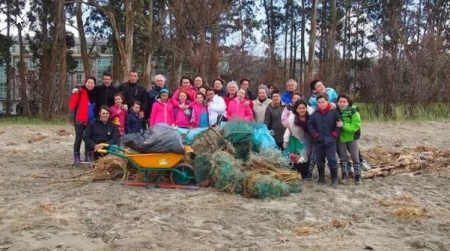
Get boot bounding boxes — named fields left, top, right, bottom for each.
left=340, top=162, right=348, bottom=180
left=304, top=161, right=312, bottom=181
left=73, top=152, right=81, bottom=163
left=305, top=160, right=315, bottom=181
left=354, top=163, right=361, bottom=185
left=84, top=151, right=93, bottom=162
left=296, top=162, right=309, bottom=180
left=330, top=168, right=338, bottom=188
left=317, top=165, right=325, bottom=185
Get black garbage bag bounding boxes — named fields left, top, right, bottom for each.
left=121, top=124, right=185, bottom=154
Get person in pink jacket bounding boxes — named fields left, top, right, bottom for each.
left=173, top=91, right=192, bottom=128
left=149, top=88, right=174, bottom=126
left=171, top=77, right=197, bottom=107
left=226, top=89, right=254, bottom=121
left=281, top=92, right=303, bottom=128
left=191, top=92, right=209, bottom=128
left=109, top=92, right=128, bottom=136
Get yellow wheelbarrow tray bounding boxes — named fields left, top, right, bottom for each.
left=98, top=144, right=196, bottom=189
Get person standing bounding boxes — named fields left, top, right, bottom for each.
left=239, top=78, right=257, bottom=100
left=264, top=90, right=285, bottom=149
left=212, top=78, right=227, bottom=97
left=281, top=79, right=298, bottom=104
left=307, top=93, right=343, bottom=188
left=205, top=88, right=226, bottom=126
left=252, top=85, right=272, bottom=123
left=109, top=92, right=128, bottom=137
left=92, top=72, right=119, bottom=115
left=148, top=74, right=169, bottom=117
left=68, top=77, right=96, bottom=163
left=126, top=101, right=146, bottom=134
left=119, top=70, right=148, bottom=119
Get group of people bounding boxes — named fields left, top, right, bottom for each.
left=68, top=71, right=363, bottom=188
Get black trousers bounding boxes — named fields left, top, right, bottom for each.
left=73, top=123, right=87, bottom=153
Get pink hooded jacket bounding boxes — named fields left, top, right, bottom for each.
left=110, top=104, right=128, bottom=136
left=190, top=101, right=209, bottom=128
left=173, top=101, right=191, bottom=128
left=226, top=98, right=254, bottom=121
left=149, top=99, right=174, bottom=126
left=171, top=86, right=197, bottom=108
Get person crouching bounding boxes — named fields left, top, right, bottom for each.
left=83, top=106, right=119, bottom=161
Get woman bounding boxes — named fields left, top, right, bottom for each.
left=226, top=88, right=254, bottom=121
left=252, top=84, right=271, bottom=123
left=283, top=100, right=313, bottom=180
left=267, top=83, right=279, bottom=98
left=264, top=90, right=285, bottom=149
left=171, top=77, right=197, bottom=106
left=68, top=77, right=96, bottom=163
left=224, top=81, right=253, bottom=109
left=193, top=76, right=204, bottom=91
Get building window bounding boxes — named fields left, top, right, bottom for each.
left=76, top=74, right=83, bottom=84
left=76, top=59, right=82, bottom=71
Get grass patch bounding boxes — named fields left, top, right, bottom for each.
left=355, top=102, right=450, bottom=121
left=0, top=115, right=69, bottom=125
left=392, top=207, right=429, bottom=218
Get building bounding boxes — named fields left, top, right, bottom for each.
left=0, top=37, right=113, bottom=115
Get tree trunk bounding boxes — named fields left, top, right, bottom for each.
left=307, top=0, right=318, bottom=82
left=209, top=13, right=220, bottom=82
left=300, top=0, right=307, bottom=94
left=57, top=0, right=67, bottom=113
left=329, top=0, right=337, bottom=80
left=5, top=1, right=12, bottom=116
left=76, top=1, right=92, bottom=77
left=17, top=18, right=28, bottom=116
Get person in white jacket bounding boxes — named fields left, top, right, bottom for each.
left=282, top=99, right=313, bottom=180
left=206, top=88, right=226, bottom=126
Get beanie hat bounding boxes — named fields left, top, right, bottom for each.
left=160, top=88, right=170, bottom=94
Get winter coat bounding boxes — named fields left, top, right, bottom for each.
left=148, top=84, right=168, bottom=116
left=338, top=106, right=361, bottom=143
left=174, top=101, right=192, bottom=128
left=226, top=98, right=254, bottom=121
left=252, top=98, right=272, bottom=123
left=118, top=82, right=149, bottom=115
left=191, top=102, right=209, bottom=128
left=224, top=95, right=254, bottom=110
left=308, top=87, right=338, bottom=110
left=149, top=99, right=175, bottom=126
left=126, top=111, right=146, bottom=134
left=264, top=102, right=285, bottom=143
left=109, top=104, right=128, bottom=136
left=207, top=94, right=226, bottom=125
left=283, top=112, right=313, bottom=158
left=68, top=86, right=94, bottom=125
left=83, top=118, right=119, bottom=151
left=92, top=84, right=119, bottom=115
left=281, top=91, right=294, bottom=104
left=171, top=86, right=197, bottom=107
left=307, top=103, right=341, bottom=146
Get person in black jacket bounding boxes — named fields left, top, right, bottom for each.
left=126, top=101, right=146, bottom=134
left=119, top=70, right=148, bottom=119
left=307, top=93, right=343, bottom=187
left=91, top=72, right=119, bottom=114
left=83, top=106, right=119, bottom=161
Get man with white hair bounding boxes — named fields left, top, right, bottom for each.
left=281, top=79, right=298, bottom=104
left=147, top=74, right=169, bottom=118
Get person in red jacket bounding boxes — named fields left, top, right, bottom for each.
left=68, top=77, right=96, bottom=163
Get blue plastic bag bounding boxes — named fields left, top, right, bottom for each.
left=252, top=123, right=277, bottom=150
left=176, top=127, right=208, bottom=145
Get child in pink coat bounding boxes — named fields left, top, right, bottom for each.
left=110, top=92, right=127, bottom=136
left=149, top=88, right=174, bottom=126
left=171, top=77, right=197, bottom=107
left=173, top=91, right=192, bottom=128
left=226, top=89, right=254, bottom=121
left=191, top=93, right=209, bottom=128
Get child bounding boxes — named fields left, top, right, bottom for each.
left=337, top=94, right=362, bottom=185
left=149, top=88, right=174, bottom=126
left=109, top=92, right=127, bottom=137
left=191, top=92, right=209, bottom=128
left=281, top=92, right=303, bottom=128
left=307, top=93, right=343, bottom=187
left=308, top=79, right=338, bottom=110
left=174, top=91, right=192, bottom=128
left=226, top=89, right=254, bottom=121
left=282, top=100, right=313, bottom=180
left=126, top=101, right=146, bottom=134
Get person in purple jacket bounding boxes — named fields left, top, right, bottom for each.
left=307, top=93, right=343, bottom=188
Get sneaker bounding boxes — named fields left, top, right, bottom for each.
left=360, top=160, right=371, bottom=171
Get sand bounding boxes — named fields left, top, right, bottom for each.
left=0, top=121, right=449, bottom=251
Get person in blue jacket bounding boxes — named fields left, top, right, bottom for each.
left=308, top=79, right=338, bottom=110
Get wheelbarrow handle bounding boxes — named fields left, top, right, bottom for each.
left=100, top=143, right=110, bottom=148
left=97, top=149, right=107, bottom=154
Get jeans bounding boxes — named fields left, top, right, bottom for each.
left=314, top=144, right=338, bottom=169
left=73, top=123, right=87, bottom=153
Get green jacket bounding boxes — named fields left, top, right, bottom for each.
left=338, top=106, right=361, bottom=143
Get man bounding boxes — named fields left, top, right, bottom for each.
left=193, top=76, right=204, bottom=91
left=205, top=88, right=226, bottom=126
left=212, top=78, right=226, bottom=97
left=239, top=78, right=256, bottom=100
left=147, top=74, right=169, bottom=117
left=91, top=72, right=119, bottom=114
left=281, top=79, right=298, bottom=104
left=119, top=70, right=148, bottom=119
left=83, top=106, right=119, bottom=161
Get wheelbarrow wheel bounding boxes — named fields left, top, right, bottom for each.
left=170, top=163, right=195, bottom=185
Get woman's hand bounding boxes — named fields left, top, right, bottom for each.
left=283, top=141, right=288, bottom=148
